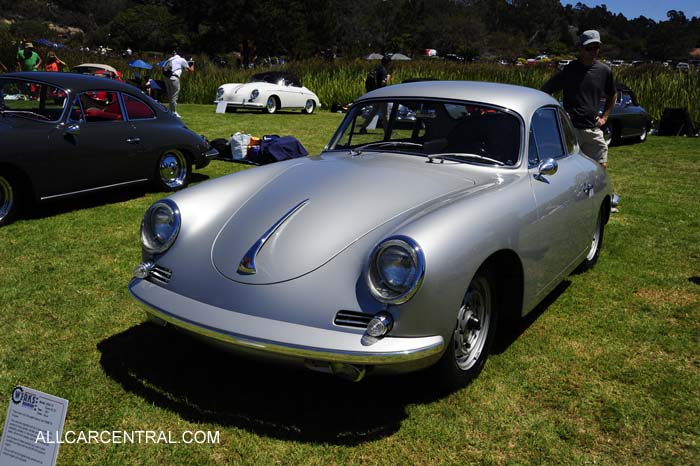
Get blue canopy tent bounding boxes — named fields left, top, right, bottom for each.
left=128, top=59, right=152, bottom=70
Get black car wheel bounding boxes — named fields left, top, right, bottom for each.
left=0, top=174, right=19, bottom=227
left=264, top=96, right=278, bottom=114
left=602, top=124, right=613, bottom=147
left=434, top=267, right=498, bottom=389
left=303, top=99, right=316, bottom=114
left=155, top=150, right=191, bottom=191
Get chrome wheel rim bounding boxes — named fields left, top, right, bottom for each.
left=159, top=151, right=187, bottom=189
left=587, top=212, right=602, bottom=261
left=639, top=127, right=647, bottom=141
left=454, top=276, right=491, bottom=371
left=304, top=99, right=314, bottom=113
left=266, top=97, right=277, bottom=113
left=0, top=176, right=14, bottom=222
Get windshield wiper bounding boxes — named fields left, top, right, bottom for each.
left=427, top=153, right=505, bottom=166
left=351, top=141, right=423, bottom=156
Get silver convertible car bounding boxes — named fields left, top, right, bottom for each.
left=130, top=81, right=612, bottom=387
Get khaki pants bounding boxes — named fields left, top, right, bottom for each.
left=575, top=127, right=608, bottom=165
left=164, top=75, right=181, bottom=114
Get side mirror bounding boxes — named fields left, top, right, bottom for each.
left=534, top=158, right=558, bottom=182
left=63, top=124, right=80, bottom=136
left=538, top=158, right=558, bottom=176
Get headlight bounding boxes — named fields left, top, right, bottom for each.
left=216, top=87, right=224, bottom=100
left=141, top=199, right=180, bottom=254
left=367, top=236, right=425, bottom=304
left=249, top=89, right=259, bottom=101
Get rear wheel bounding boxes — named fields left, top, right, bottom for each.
left=264, top=96, right=278, bottom=114
left=575, top=207, right=605, bottom=272
left=0, top=174, right=19, bottom=227
left=434, top=268, right=498, bottom=389
left=154, top=150, right=191, bottom=191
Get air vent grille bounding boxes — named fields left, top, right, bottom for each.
left=334, top=310, right=373, bottom=329
left=150, top=264, right=172, bottom=284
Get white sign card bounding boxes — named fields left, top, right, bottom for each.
left=0, top=386, right=68, bottom=466
left=215, top=101, right=228, bottom=113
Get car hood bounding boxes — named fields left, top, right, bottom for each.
left=212, top=153, right=479, bottom=285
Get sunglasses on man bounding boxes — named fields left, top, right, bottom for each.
left=585, top=44, right=601, bottom=52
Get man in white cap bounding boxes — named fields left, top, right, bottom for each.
left=162, top=46, right=194, bottom=118
left=542, top=30, right=616, bottom=170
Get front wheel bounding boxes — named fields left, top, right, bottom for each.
left=575, top=207, right=605, bottom=273
left=0, top=174, right=19, bottom=227
left=638, top=126, right=648, bottom=143
left=154, top=150, right=191, bottom=191
left=434, top=268, right=498, bottom=389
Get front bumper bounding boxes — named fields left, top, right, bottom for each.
left=128, top=278, right=445, bottom=373
left=214, top=99, right=265, bottom=110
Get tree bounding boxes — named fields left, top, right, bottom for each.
left=109, top=5, right=184, bottom=52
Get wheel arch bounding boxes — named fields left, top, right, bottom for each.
left=0, top=162, right=35, bottom=201
left=479, top=249, right=524, bottom=334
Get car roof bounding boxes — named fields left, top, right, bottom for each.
left=0, top=72, right=139, bottom=93
left=358, top=80, right=559, bottom=117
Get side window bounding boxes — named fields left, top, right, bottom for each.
left=79, top=91, right=123, bottom=122
left=558, top=108, right=577, bottom=154
left=530, top=107, right=565, bottom=161
left=123, top=94, right=155, bottom=120
left=528, top=128, right=540, bottom=165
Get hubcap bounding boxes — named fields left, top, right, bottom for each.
left=587, top=212, right=602, bottom=261
left=603, top=126, right=612, bottom=146
left=0, top=176, right=14, bottom=222
left=159, top=151, right=187, bottom=189
left=266, top=97, right=276, bottom=113
left=305, top=99, right=314, bottom=113
left=454, top=276, right=491, bottom=371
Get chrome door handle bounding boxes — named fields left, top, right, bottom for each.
left=583, top=183, right=593, bottom=194
left=126, top=137, right=141, bottom=144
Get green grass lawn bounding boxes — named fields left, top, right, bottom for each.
left=1, top=105, right=698, bottom=465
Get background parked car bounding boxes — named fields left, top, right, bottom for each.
left=215, top=71, right=321, bottom=114
left=0, top=72, right=217, bottom=226
left=602, top=83, right=653, bottom=146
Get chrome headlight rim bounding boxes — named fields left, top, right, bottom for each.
left=249, top=89, right=259, bottom=101
left=367, top=235, right=425, bottom=305
left=216, top=87, right=224, bottom=100
left=141, top=199, right=181, bottom=255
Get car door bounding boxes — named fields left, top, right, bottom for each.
left=525, top=106, right=594, bottom=295
left=43, top=90, right=141, bottom=197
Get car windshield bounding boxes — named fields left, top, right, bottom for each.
left=249, top=73, right=300, bottom=87
left=0, top=78, right=67, bottom=122
left=327, top=99, right=521, bottom=166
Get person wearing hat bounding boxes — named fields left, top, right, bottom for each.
left=44, top=51, right=67, bottom=72
left=16, top=42, right=42, bottom=71
left=541, top=30, right=616, bottom=170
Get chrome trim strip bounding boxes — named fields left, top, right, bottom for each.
left=40, top=179, right=149, bottom=200
left=237, top=199, right=309, bottom=275
left=202, top=147, right=219, bottom=159
left=130, top=292, right=445, bottom=366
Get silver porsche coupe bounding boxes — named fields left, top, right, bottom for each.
left=129, top=81, right=612, bottom=388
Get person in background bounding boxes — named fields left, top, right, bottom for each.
left=541, top=30, right=616, bottom=170
left=16, top=42, right=42, bottom=71
left=162, top=47, right=193, bottom=118
left=44, top=51, right=67, bottom=72
left=359, top=55, right=392, bottom=134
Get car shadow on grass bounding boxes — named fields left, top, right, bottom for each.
left=97, top=321, right=441, bottom=445
left=491, top=280, right=571, bottom=355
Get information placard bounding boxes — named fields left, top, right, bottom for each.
left=215, top=101, right=228, bottom=113
left=0, top=386, right=68, bottom=466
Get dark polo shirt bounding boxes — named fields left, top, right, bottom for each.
left=541, top=60, right=615, bottom=129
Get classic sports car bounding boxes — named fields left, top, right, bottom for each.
left=602, top=83, right=652, bottom=146
left=72, top=63, right=124, bottom=81
left=0, top=72, right=217, bottom=226
left=215, top=71, right=321, bottom=114
left=130, top=81, right=612, bottom=387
